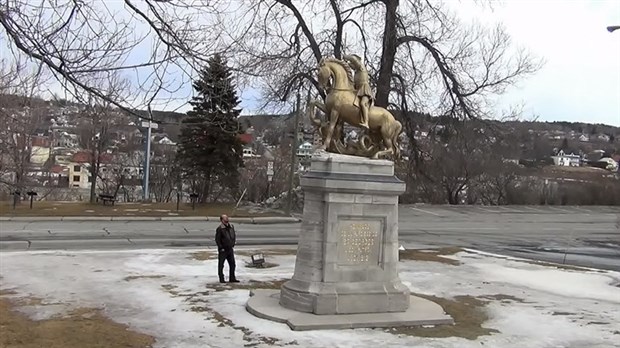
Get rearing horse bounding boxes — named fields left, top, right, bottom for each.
left=314, top=57, right=402, bottom=159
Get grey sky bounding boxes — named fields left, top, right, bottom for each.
left=440, top=0, right=620, bottom=126
left=2, top=0, right=618, bottom=126
left=236, top=0, right=620, bottom=126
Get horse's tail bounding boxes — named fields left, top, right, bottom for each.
left=392, top=120, right=402, bottom=161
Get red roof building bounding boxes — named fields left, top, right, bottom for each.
left=238, top=133, right=253, bottom=145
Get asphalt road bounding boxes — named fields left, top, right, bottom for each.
left=1, top=205, right=618, bottom=271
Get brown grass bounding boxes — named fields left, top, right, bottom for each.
left=123, top=275, right=165, bottom=282
left=0, top=201, right=284, bottom=218
left=399, top=247, right=463, bottom=265
left=0, top=296, right=155, bottom=348
left=208, top=279, right=288, bottom=292
left=478, top=294, right=525, bottom=303
left=390, top=294, right=498, bottom=340
left=189, top=249, right=296, bottom=261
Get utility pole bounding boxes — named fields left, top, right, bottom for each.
left=141, top=120, right=158, bottom=202
left=285, top=92, right=302, bottom=215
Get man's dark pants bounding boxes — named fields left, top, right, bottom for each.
left=218, top=248, right=236, bottom=281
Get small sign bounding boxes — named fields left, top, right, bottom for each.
left=266, top=161, right=274, bottom=176
left=141, top=121, right=159, bottom=129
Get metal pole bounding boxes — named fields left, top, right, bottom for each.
left=285, top=92, right=301, bottom=215
left=143, top=122, right=152, bottom=202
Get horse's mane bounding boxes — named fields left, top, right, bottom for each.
left=322, top=57, right=354, bottom=84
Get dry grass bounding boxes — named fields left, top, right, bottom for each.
left=123, top=275, right=165, bottom=282
left=208, top=279, right=288, bottom=292
left=189, top=249, right=296, bottom=261
left=0, top=296, right=155, bottom=348
left=390, top=294, right=499, bottom=340
left=478, top=294, right=525, bottom=303
left=188, top=251, right=218, bottom=261
left=399, top=247, right=463, bottom=265
left=0, top=201, right=283, bottom=217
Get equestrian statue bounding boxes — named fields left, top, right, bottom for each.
left=307, top=55, right=403, bottom=160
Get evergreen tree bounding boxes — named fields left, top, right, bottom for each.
left=177, top=54, right=244, bottom=202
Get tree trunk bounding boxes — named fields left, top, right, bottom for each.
left=89, top=153, right=97, bottom=203
left=374, top=0, right=399, bottom=108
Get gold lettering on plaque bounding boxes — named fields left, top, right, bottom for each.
left=340, top=221, right=378, bottom=263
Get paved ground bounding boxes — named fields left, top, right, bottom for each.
left=1, top=205, right=618, bottom=270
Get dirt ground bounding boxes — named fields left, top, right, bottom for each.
left=0, top=291, right=155, bottom=348
left=0, top=201, right=282, bottom=217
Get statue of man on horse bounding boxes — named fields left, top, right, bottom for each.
left=307, top=55, right=403, bottom=160
left=342, top=54, right=373, bottom=129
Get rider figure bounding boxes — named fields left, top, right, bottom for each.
left=343, top=54, right=373, bottom=129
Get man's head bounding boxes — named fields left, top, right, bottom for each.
left=220, top=214, right=229, bottom=225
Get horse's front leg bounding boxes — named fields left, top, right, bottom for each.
left=322, top=109, right=339, bottom=152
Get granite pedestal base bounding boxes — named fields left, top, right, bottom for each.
left=247, top=289, right=454, bottom=331
left=245, top=152, right=454, bottom=329
left=279, top=152, right=410, bottom=315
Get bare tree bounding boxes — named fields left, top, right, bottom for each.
left=222, top=1, right=540, bottom=115
left=411, top=122, right=492, bottom=204
left=73, top=73, right=131, bottom=202
left=0, top=0, right=224, bottom=120
left=150, top=144, right=180, bottom=203
left=0, top=58, right=49, bottom=199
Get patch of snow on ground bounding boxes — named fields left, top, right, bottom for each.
left=1, top=248, right=619, bottom=348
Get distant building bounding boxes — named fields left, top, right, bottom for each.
left=551, top=150, right=581, bottom=167
left=297, top=141, right=313, bottom=158
left=242, top=147, right=260, bottom=158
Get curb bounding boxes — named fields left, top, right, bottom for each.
left=0, top=216, right=301, bottom=224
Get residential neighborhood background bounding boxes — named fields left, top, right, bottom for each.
left=1, top=93, right=619, bottom=209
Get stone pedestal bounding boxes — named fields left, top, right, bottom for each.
left=279, top=152, right=409, bottom=315
left=246, top=152, right=454, bottom=330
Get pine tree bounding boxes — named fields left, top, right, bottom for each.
left=177, top=54, right=244, bottom=202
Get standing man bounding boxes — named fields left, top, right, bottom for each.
left=215, top=214, right=239, bottom=283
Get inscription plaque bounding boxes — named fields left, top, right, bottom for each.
left=337, top=219, right=382, bottom=265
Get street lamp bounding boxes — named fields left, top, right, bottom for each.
left=607, top=26, right=620, bottom=33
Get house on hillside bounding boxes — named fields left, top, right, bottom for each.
left=579, top=134, right=590, bottom=142
left=595, top=157, right=619, bottom=172
left=53, top=130, right=79, bottom=148
left=67, top=151, right=113, bottom=189
left=551, top=149, right=581, bottom=167
left=242, top=147, right=260, bottom=158
left=110, top=125, right=143, bottom=146
left=297, top=141, right=313, bottom=158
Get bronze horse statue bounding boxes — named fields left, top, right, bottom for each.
left=308, top=57, right=402, bottom=159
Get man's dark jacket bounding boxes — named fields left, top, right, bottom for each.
left=215, top=223, right=236, bottom=250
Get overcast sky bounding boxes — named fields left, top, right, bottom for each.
left=4, top=0, right=617, bottom=126
left=238, top=0, right=620, bottom=126
left=459, top=0, right=620, bottom=126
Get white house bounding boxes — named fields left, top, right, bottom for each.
left=242, top=147, right=260, bottom=158
left=552, top=150, right=581, bottom=167
left=579, top=134, right=590, bottom=142
left=297, top=141, right=313, bottom=158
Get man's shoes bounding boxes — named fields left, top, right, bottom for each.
left=229, top=279, right=240, bottom=283
left=219, top=279, right=226, bottom=283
